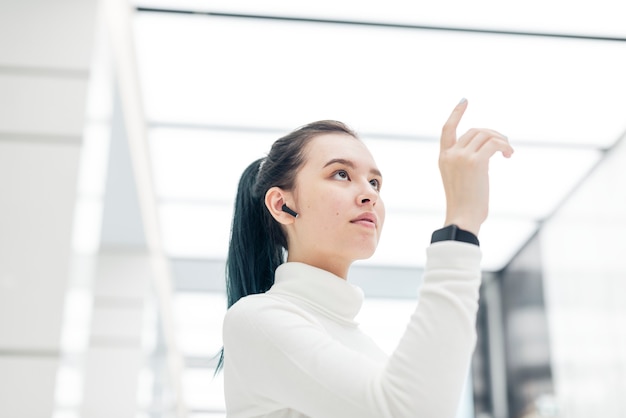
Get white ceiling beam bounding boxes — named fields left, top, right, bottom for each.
left=101, top=1, right=187, bottom=416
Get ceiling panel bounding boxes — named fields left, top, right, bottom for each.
left=134, top=12, right=626, bottom=147
left=159, top=202, right=233, bottom=259
left=150, top=128, right=276, bottom=202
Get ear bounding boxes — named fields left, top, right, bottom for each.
left=265, top=187, right=296, bottom=225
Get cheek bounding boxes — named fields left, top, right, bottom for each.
left=326, top=194, right=350, bottom=221
left=304, top=187, right=347, bottom=217
left=317, top=199, right=346, bottom=226
left=296, top=182, right=355, bottom=231
left=375, top=199, right=386, bottom=233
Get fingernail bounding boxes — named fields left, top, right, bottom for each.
left=458, top=98, right=467, bottom=105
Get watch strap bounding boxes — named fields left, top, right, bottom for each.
left=431, top=224, right=480, bottom=246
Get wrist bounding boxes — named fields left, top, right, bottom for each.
left=443, top=216, right=481, bottom=237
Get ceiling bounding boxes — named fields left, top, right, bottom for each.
left=128, top=0, right=626, bottom=272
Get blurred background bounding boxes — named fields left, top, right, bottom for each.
left=1, top=0, right=625, bottom=417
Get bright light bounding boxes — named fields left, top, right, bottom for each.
left=135, top=13, right=626, bottom=147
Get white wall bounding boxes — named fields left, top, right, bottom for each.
left=541, top=134, right=626, bottom=417
left=0, top=1, right=97, bottom=416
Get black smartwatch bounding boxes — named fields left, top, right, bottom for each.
left=431, top=224, right=480, bottom=246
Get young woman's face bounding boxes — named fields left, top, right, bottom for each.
left=285, top=133, right=385, bottom=277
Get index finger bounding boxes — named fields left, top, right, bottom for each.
left=441, top=98, right=468, bottom=150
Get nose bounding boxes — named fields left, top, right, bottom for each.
left=356, top=181, right=378, bottom=206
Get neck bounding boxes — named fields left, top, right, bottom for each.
left=286, top=252, right=351, bottom=280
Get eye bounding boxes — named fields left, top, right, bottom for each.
left=333, top=170, right=350, bottom=181
left=370, top=178, right=381, bottom=191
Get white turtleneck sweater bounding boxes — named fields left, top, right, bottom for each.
left=222, top=241, right=482, bottom=418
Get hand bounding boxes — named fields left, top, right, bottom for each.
left=439, top=99, right=514, bottom=236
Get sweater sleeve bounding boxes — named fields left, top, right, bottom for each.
left=222, top=241, right=482, bottom=418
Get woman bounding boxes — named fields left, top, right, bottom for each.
left=221, top=99, right=513, bottom=417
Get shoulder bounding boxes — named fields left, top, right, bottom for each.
left=225, top=292, right=309, bottom=323
left=223, top=293, right=324, bottom=346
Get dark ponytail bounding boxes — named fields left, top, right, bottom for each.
left=225, top=158, right=285, bottom=309
left=216, top=120, right=357, bottom=373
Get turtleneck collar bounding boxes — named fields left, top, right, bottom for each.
left=268, top=262, right=364, bottom=325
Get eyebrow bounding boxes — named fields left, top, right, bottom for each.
left=323, top=158, right=383, bottom=178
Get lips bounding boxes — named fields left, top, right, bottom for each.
left=350, top=212, right=378, bottom=227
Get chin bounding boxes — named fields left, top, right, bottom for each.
left=351, top=243, right=378, bottom=261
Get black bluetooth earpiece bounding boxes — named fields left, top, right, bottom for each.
left=281, top=204, right=299, bottom=218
